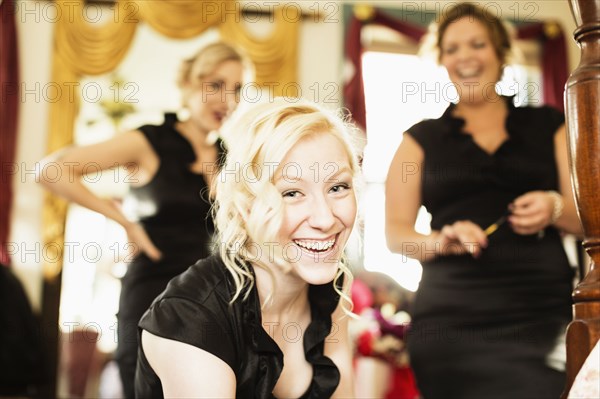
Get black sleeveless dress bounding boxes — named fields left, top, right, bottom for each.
left=115, top=113, right=224, bottom=398
left=135, top=254, right=342, bottom=398
left=404, top=98, right=574, bottom=399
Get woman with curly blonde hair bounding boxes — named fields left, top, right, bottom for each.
left=136, top=98, right=362, bottom=398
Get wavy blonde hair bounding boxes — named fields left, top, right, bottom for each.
left=177, top=41, right=253, bottom=88
left=213, top=98, right=362, bottom=313
left=178, top=41, right=254, bottom=105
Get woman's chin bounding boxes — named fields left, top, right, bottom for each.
left=292, top=257, right=340, bottom=286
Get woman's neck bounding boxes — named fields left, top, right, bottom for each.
left=253, top=265, right=310, bottom=320
left=176, top=119, right=210, bottom=147
left=458, top=84, right=503, bottom=104
left=454, top=94, right=507, bottom=119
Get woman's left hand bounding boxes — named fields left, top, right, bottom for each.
left=509, top=191, right=556, bottom=235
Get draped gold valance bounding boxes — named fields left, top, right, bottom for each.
left=220, top=7, right=299, bottom=96
left=43, top=0, right=300, bottom=279
left=137, top=0, right=228, bottom=38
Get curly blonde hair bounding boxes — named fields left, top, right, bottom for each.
left=177, top=41, right=253, bottom=106
left=213, top=98, right=362, bottom=312
left=178, top=42, right=251, bottom=86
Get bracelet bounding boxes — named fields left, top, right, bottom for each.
left=546, top=191, right=564, bottom=224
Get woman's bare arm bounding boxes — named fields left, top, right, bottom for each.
left=142, top=330, right=236, bottom=398
left=509, top=126, right=583, bottom=237
left=385, top=134, right=487, bottom=261
left=37, top=131, right=162, bottom=260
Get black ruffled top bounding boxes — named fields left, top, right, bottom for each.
left=404, top=96, right=573, bottom=325
left=127, top=113, right=226, bottom=268
left=407, top=96, right=566, bottom=230
left=135, top=254, right=342, bottom=398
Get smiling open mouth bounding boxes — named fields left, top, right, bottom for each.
left=214, top=111, right=225, bottom=122
left=293, top=237, right=336, bottom=253
left=457, top=66, right=482, bottom=79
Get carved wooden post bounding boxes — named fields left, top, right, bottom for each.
left=562, top=0, right=600, bottom=397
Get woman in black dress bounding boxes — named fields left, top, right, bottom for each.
left=385, top=3, right=582, bottom=398
left=38, top=42, right=249, bottom=398
left=136, top=99, right=360, bottom=398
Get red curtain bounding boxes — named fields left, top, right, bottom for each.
left=517, top=23, right=568, bottom=112
left=344, top=9, right=569, bottom=132
left=344, top=10, right=426, bottom=131
left=0, top=0, right=20, bottom=266
left=344, top=16, right=368, bottom=131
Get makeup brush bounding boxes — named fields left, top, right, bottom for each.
left=484, top=210, right=511, bottom=236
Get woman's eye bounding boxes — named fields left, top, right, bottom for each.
left=443, top=47, right=457, bottom=55
left=473, top=42, right=486, bottom=49
left=282, top=190, right=301, bottom=198
left=206, top=81, right=223, bottom=91
left=330, top=184, right=351, bottom=194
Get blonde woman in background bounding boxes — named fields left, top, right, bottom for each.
left=38, top=42, right=250, bottom=398
left=136, top=99, right=360, bottom=398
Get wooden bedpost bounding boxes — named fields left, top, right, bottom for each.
left=562, top=0, right=600, bottom=397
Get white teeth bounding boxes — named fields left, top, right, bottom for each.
left=457, top=67, right=480, bottom=78
left=294, top=239, right=335, bottom=251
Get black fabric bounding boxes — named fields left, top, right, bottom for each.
left=404, top=97, right=573, bottom=399
left=115, top=113, right=225, bottom=398
left=126, top=113, right=226, bottom=269
left=0, top=265, right=46, bottom=396
left=135, top=254, right=341, bottom=398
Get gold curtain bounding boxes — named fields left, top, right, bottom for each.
left=220, top=7, right=299, bottom=96
left=137, top=0, right=228, bottom=38
left=43, top=0, right=138, bottom=279
left=43, top=0, right=298, bottom=280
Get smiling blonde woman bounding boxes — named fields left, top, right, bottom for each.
left=136, top=98, right=363, bottom=398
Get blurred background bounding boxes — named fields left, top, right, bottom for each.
left=2, top=0, right=580, bottom=397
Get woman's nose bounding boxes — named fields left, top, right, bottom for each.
left=308, top=196, right=335, bottom=231
left=225, top=87, right=240, bottom=109
left=456, top=46, right=473, bottom=61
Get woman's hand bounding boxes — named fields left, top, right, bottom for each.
left=434, top=220, right=488, bottom=258
left=509, top=191, right=557, bottom=235
left=124, top=222, right=162, bottom=262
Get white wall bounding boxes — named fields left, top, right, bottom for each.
left=10, top=0, right=581, bottom=310
left=11, top=0, right=54, bottom=311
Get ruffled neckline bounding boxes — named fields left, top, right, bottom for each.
left=241, top=271, right=341, bottom=398
left=438, top=96, right=529, bottom=157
